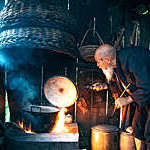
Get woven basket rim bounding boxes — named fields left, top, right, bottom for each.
left=79, top=44, right=99, bottom=49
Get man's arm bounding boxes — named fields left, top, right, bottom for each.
left=128, top=54, right=150, bottom=107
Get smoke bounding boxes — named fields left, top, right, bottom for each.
left=0, top=47, right=34, bottom=71
left=8, top=74, right=38, bottom=106
left=0, top=47, right=38, bottom=105
left=0, top=51, right=14, bottom=70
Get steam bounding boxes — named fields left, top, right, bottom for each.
left=0, top=47, right=33, bottom=71
left=8, top=74, right=38, bottom=106
left=0, top=51, right=14, bottom=70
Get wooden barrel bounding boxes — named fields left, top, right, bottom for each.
left=91, top=124, right=119, bottom=150
left=120, top=132, right=136, bottom=150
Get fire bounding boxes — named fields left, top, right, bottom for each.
left=18, top=120, right=35, bottom=134
left=50, top=107, right=69, bottom=133
left=77, top=97, right=88, bottom=115
left=18, top=120, right=24, bottom=128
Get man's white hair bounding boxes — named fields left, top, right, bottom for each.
left=94, top=44, right=115, bottom=60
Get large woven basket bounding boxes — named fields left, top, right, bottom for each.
left=0, top=0, right=78, bottom=57
left=0, top=27, right=77, bottom=57
left=0, top=0, right=77, bottom=32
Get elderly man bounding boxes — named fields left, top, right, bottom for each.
left=94, top=44, right=150, bottom=150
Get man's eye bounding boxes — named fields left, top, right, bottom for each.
left=100, top=58, right=104, bottom=61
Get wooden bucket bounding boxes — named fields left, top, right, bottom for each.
left=120, top=132, right=136, bottom=150
left=91, top=124, right=119, bottom=150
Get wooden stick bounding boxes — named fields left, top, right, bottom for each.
left=119, top=83, right=131, bottom=128
left=106, top=89, right=109, bottom=116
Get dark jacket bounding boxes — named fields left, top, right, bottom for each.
left=115, top=46, right=150, bottom=141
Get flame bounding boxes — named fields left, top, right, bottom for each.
left=18, top=120, right=24, bottom=128
left=77, top=97, right=88, bottom=115
left=18, top=120, right=35, bottom=134
left=50, top=107, right=69, bottom=133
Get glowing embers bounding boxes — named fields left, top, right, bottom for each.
left=18, top=120, right=35, bottom=134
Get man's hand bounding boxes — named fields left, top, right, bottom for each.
left=115, top=96, right=133, bottom=109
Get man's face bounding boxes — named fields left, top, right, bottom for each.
left=95, top=56, right=110, bottom=70
left=95, top=54, right=114, bottom=82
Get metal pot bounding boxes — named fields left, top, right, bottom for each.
left=21, top=105, right=59, bottom=133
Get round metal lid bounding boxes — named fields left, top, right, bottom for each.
left=44, top=76, right=77, bottom=107
left=91, top=124, right=119, bottom=132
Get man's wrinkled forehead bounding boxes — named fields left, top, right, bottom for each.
left=95, top=49, right=105, bottom=61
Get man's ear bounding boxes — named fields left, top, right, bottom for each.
left=104, top=56, right=111, bottom=64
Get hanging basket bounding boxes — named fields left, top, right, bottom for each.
left=78, top=29, right=104, bottom=62
left=79, top=45, right=99, bottom=62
